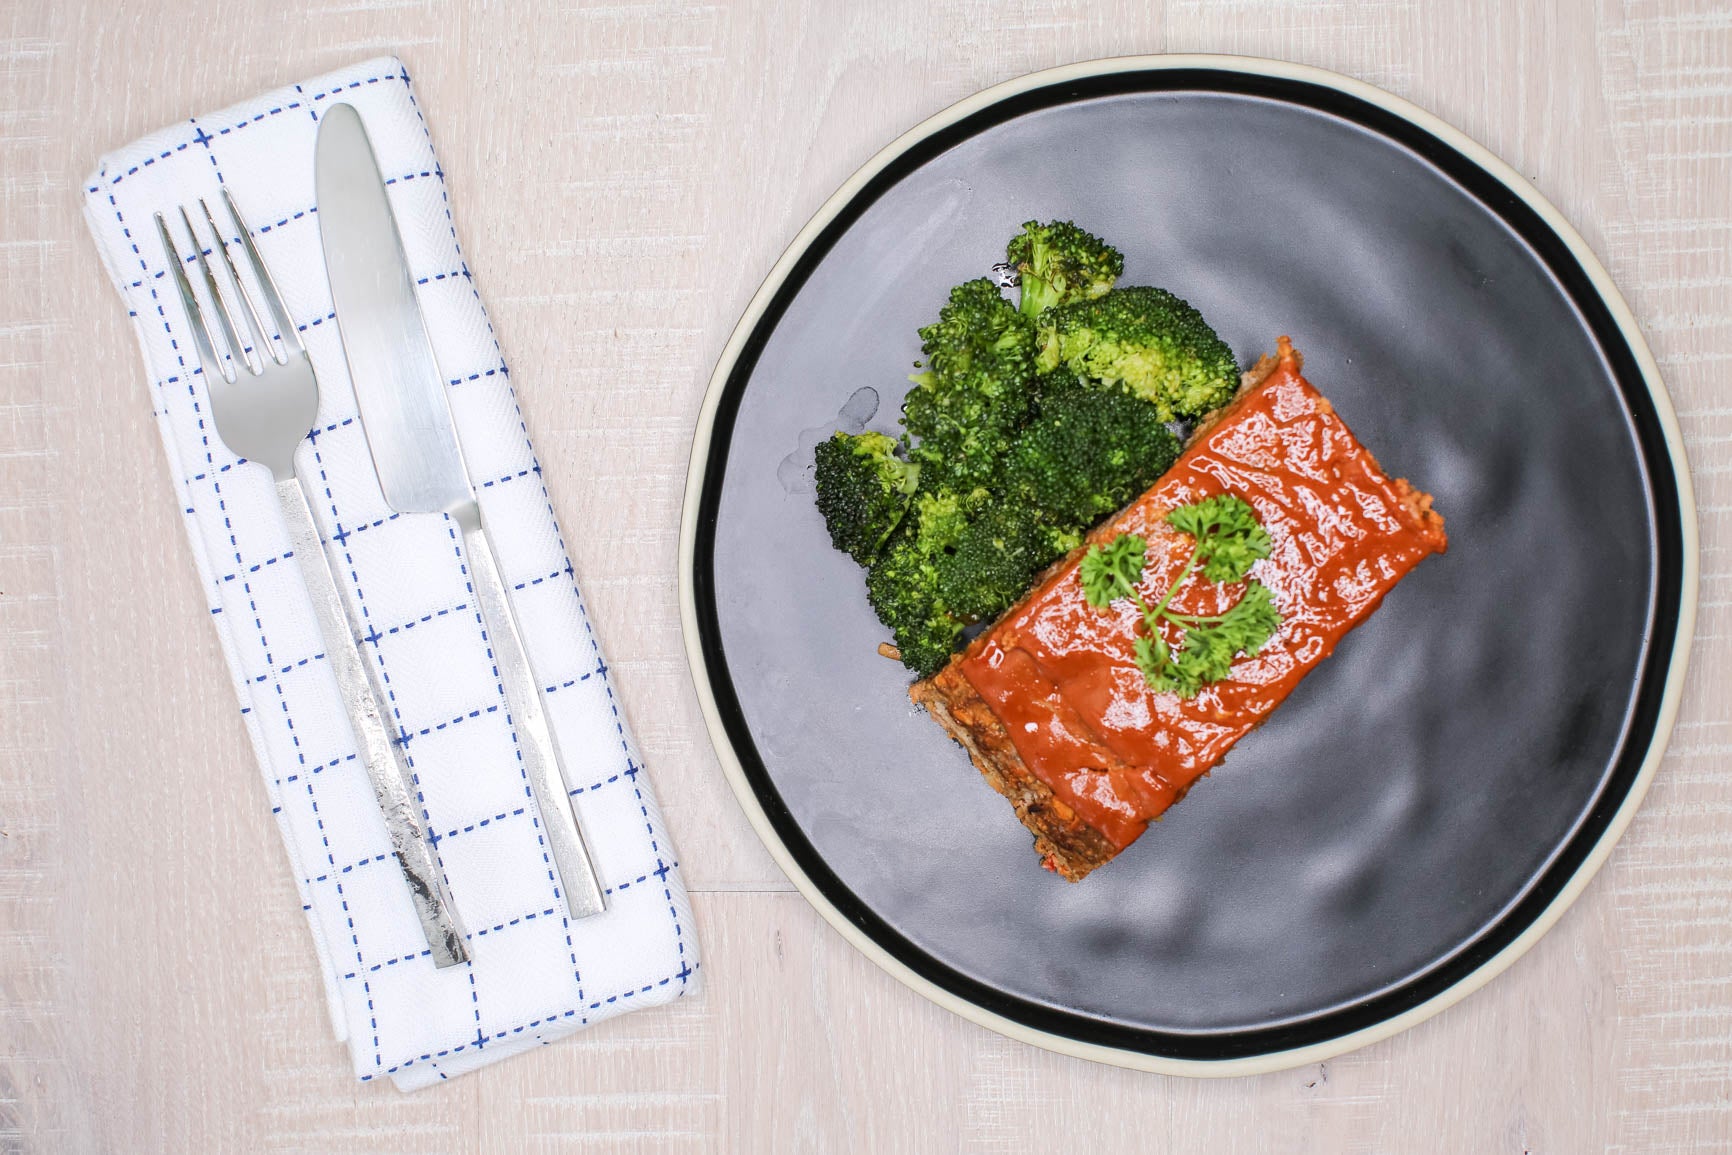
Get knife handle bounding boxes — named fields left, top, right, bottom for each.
left=275, top=475, right=471, bottom=967
left=454, top=502, right=608, bottom=920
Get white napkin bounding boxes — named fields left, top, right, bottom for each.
left=81, top=57, right=699, bottom=1090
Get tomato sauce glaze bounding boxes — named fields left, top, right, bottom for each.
left=958, top=340, right=1448, bottom=849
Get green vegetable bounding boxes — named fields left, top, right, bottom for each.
left=1077, top=494, right=1281, bottom=698
left=813, top=431, right=920, bottom=565
left=865, top=525, right=964, bottom=679
left=938, top=504, right=1079, bottom=622
left=1145, top=582, right=1280, bottom=695
left=1078, top=531, right=1149, bottom=607
left=1006, top=220, right=1124, bottom=317
left=863, top=501, right=1078, bottom=679
left=1166, top=491, right=1274, bottom=583
left=1004, top=376, right=1181, bottom=528
left=1035, top=285, right=1239, bottom=421
left=902, top=279, right=1038, bottom=493
left=874, top=373, right=1175, bottom=668
left=911, top=488, right=977, bottom=556
left=813, top=222, right=1243, bottom=679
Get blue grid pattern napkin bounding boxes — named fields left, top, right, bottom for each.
left=80, top=57, right=699, bottom=1089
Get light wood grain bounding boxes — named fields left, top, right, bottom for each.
left=2, top=0, right=1729, bottom=1151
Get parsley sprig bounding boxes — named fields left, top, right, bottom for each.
left=1078, top=494, right=1281, bottom=698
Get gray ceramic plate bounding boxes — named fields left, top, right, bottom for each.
left=679, top=56, right=1696, bottom=1074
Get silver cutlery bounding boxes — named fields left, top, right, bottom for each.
left=156, top=193, right=470, bottom=968
left=314, top=103, right=607, bottom=919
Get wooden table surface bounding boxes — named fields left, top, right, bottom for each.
left=4, top=1, right=1729, bottom=1151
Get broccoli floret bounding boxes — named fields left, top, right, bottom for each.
left=902, top=279, right=1038, bottom=492
left=911, top=488, right=980, bottom=555
left=938, top=503, right=1079, bottom=622
left=813, top=431, right=920, bottom=565
left=1004, top=376, right=1182, bottom=528
left=1007, top=220, right=1124, bottom=317
left=1035, top=285, right=1238, bottom=420
left=865, top=500, right=1079, bottom=676
left=865, top=526, right=965, bottom=678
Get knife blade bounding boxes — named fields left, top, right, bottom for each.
left=315, top=101, right=607, bottom=921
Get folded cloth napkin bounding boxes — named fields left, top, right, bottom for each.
left=81, top=57, right=699, bottom=1089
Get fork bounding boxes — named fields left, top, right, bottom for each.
left=156, top=191, right=469, bottom=969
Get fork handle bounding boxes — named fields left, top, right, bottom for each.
left=454, top=501, right=608, bottom=919
left=275, top=475, right=470, bottom=968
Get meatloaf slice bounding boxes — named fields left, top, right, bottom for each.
left=912, top=338, right=1448, bottom=881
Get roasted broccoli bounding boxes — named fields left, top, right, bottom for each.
left=937, top=503, right=1079, bottom=622
left=814, top=223, right=1242, bottom=679
left=911, top=488, right=978, bottom=555
left=813, top=431, right=920, bottom=565
left=1005, top=376, right=1183, bottom=528
left=1035, top=285, right=1238, bottom=421
left=902, top=279, right=1037, bottom=492
left=1007, top=220, right=1123, bottom=317
left=865, top=525, right=964, bottom=678
left=865, top=501, right=1078, bottom=677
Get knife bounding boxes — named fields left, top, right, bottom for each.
left=315, top=102, right=607, bottom=920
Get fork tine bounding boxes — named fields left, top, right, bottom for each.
left=180, top=205, right=258, bottom=377
left=156, top=212, right=231, bottom=385
left=202, top=198, right=284, bottom=367
left=220, top=188, right=303, bottom=356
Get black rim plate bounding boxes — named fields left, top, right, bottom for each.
left=684, top=59, right=1688, bottom=1067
